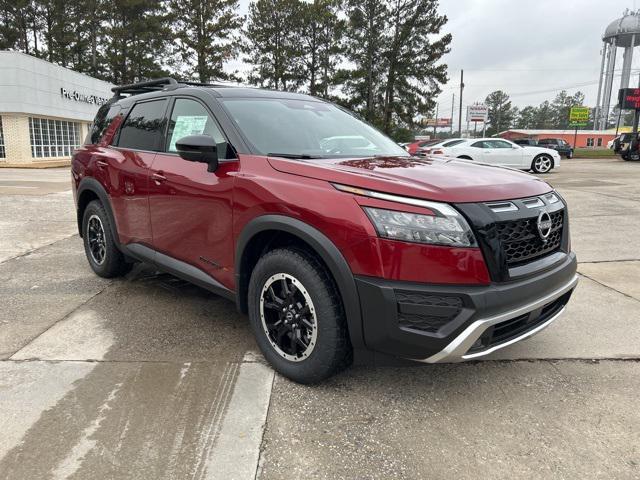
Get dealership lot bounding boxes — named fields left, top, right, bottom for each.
left=0, top=158, right=639, bottom=479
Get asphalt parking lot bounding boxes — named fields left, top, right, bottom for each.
left=0, top=158, right=639, bottom=479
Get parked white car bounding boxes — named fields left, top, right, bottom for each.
left=438, top=138, right=561, bottom=174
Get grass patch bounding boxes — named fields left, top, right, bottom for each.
left=574, top=148, right=616, bottom=158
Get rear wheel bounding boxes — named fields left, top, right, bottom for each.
left=531, top=154, right=553, bottom=174
left=82, top=200, right=132, bottom=278
left=248, top=248, right=352, bottom=383
left=566, top=150, right=573, bottom=159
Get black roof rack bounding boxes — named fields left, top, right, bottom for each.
left=111, top=77, right=179, bottom=97
left=179, top=81, right=227, bottom=88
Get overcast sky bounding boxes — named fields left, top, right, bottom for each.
left=236, top=0, right=637, bottom=121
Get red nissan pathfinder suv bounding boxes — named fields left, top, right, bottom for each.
left=72, top=78, right=578, bottom=383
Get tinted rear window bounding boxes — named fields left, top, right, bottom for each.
left=117, top=100, right=168, bottom=151
left=88, top=103, right=120, bottom=144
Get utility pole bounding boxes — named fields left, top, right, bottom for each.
left=450, top=93, right=455, bottom=135
left=458, top=70, right=464, bottom=136
left=433, top=103, right=439, bottom=138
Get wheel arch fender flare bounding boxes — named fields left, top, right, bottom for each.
left=235, top=215, right=364, bottom=350
left=76, top=177, right=120, bottom=248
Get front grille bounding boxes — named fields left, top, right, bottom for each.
left=395, top=291, right=463, bottom=334
left=496, top=211, right=564, bottom=266
left=467, top=291, right=571, bottom=354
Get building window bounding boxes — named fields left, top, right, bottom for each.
left=0, top=117, right=5, bottom=158
left=28, top=117, right=81, bottom=158
left=586, top=138, right=594, bottom=147
left=597, top=138, right=603, bottom=147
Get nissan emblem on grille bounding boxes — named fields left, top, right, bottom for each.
left=537, top=211, right=552, bottom=242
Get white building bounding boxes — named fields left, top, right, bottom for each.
left=0, top=51, right=114, bottom=167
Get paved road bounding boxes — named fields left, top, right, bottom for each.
left=0, top=160, right=638, bottom=479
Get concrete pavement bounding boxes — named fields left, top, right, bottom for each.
left=0, top=159, right=639, bottom=479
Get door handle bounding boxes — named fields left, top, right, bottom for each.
left=152, top=172, right=167, bottom=184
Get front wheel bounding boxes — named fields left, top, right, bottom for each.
left=248, top=248, right=352, bottom=383
left=531, top=154, right=553, bottom=174
left=566, top=150, right=573, bottom=159
left=82, top=200, right=132, bottom=278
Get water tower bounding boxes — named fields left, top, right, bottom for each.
left=594, top=9, right=640, bottom=130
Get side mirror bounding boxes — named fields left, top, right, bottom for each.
left=175, top=135, right=219, bottom=172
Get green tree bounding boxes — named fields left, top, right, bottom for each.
left=342, top=0, right=389, bottom=123
left=244, top=0, right=305, bottom=91
left=168, top=0, right=242, bottom=83
left=485, top=90, right=514, bottom=136
left=0, top=0, right=41, bottom=55
left=102, top=0, right=171, bottom=84
left=533, top=100, right=554, bottom=129
left=299, top=0, right=344, bottom=97
left=380, top=0, right=451, bottom=133
left=516, top=105, right=538, bottom=129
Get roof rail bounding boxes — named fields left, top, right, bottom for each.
left=179, top=81, right=227, bottom=88
left=111, top=77, right=179, bottom=97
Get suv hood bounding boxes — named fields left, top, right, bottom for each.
left=267, top=155, right=553, bottom=203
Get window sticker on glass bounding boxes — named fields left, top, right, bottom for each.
left=169, top=115, right=208, bottom=151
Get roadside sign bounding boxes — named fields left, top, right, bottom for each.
left=618, top=88, right=640, bottom=109
left=569, top=106, right=589, bottom=126
left=467, top=104, right=488, bottom=122
left=422, top=118, right=452, bottom=127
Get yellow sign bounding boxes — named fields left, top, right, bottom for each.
left=569, top=106, right=589, bottom=124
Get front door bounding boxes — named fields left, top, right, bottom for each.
left=481, top=140, right=522, bottom=167
left=148, top=97, right=238, bottom=290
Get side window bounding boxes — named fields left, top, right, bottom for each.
left=88, top=103, right=120, bottom=144
left=493, top=140, right=513, bottom=149
left=117, top=100, right=168, bottom=151
left=471, top=141, right=485, bottom=148
left=165, top=98, right=226, bottom=155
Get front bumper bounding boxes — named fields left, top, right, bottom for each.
left=355, top=252, right=578, bottom=362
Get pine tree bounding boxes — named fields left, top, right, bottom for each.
left=342, top=0, right=389, bottom=123
left=298, top=0, right=344, bottom=97
left=168, top=0, right=242, bottom=83
left=244, top=0, right=305, bottom=91
left=103, top=0, right=171, bottom=84
left=516, top=106, right=538, bottom=129
left=485, top=90, right=514, bottom=135
left=0, top=0, right=41, bottom=55
left=380, top=0, right=451, bottom=133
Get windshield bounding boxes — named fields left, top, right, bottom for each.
left=220, top=98, right=409, bottom=158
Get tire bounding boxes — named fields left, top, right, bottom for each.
left=566, top=150, right=573, bottom=159
left=82, top=200, right=132, bottom=278
left=531, top=154, right=553, bottom=174
left=457, top=155, right=473, bottom=160
left=248, top=248, right=352, bottom=384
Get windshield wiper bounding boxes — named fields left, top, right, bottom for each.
left=268, top=153, right=324, bottom=159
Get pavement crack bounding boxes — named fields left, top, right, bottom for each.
left=579, top=259, right=640, bottom=264
left=6, top=280, right=114, bottom=359
left=577, top=272, right=640, bottom=303
left=0, top=233, right=78, bottom=265
left=254, top=371, right=276, bottom=480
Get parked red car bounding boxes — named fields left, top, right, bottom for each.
left=405, top=139, right=439, bottom=155
left=72, top=78, right=578, bottom=383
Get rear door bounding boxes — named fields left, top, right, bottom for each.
left=148, top=96, right=238, bottom=289
left=108, top=98, right=169, bottom=246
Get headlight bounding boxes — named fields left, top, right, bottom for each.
left=363, top=207, right=477, bottom=247
left=332, top=183, right=478, bottom=247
